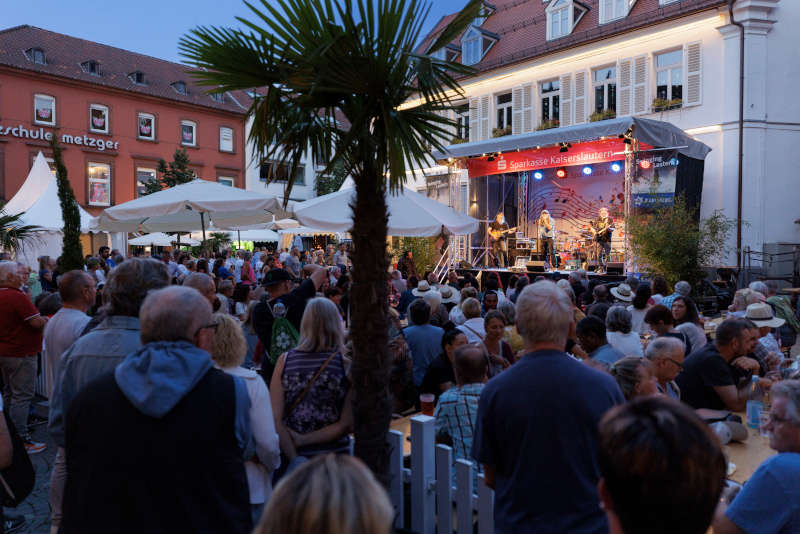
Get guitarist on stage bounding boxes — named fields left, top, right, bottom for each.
left=589, top=207, right=614, bottom=273
left=538, top=209, right=556, bottom=270
left=488, top=212, right=515, bottom=268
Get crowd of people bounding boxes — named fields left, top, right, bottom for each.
left=1, top=241, right=800, bottom=533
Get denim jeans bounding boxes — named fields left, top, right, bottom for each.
left=0, top=355, right=37, bottom=437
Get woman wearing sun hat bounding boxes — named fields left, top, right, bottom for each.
left=610, top=282, right=634, bottom=304
left=745, top=302, right=785, bottom=368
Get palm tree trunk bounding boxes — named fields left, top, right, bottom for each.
left=350, top=174, right=392, bottom=484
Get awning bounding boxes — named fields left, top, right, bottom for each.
left=432, top=116, right=711, bottom=162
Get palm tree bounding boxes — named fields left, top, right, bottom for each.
left=208, top=231, right=233, bottom=253
left=180, top=0, right=480, bottom=480
left=0, top=206, right=43, bottom=257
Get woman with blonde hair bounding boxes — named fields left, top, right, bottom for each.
left=209, top=313, right=281, bottom=523
left=255, top=454, right=393, bottom=534
left=270, top=298, right=352, bottom=466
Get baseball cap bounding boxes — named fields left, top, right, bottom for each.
left=262, top=268, right=295, bottom=286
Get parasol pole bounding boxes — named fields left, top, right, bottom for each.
left=200, top=213, right=207, bottom=246
left=238, top=229, right=242, bottom=250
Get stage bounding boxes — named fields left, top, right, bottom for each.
left=456, top=267, right=627, bottom=290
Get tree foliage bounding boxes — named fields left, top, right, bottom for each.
left=50, top=137, right=84, bottom=271
left=391, top=237, right=438, bottom=276
left=315, top=159, right=349, bottom=197
left=627, top=194, right=737, bottom=287
left=207, top=231, right=232, bottom=253
left=142, top=149, right=196, bottom=195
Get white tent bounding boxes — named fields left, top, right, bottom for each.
left=230, top=228, right=280, bottom=242
left=267, top=218, right=301, bottom=230
left=128, top=232, right=200, bottom=247
left=293, top=186, right=479, bottom=237
left=94, top=179, right=294, bottom=234
left=3, top=152, right=103, bottom=266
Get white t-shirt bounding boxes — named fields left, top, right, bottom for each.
left=235, top=301, right=248, bottom=318
left=234, top=258, right=244, bottom=283
left=626, top=305, right=652, bottom=335
left=606, top=330, right=644, bottom=358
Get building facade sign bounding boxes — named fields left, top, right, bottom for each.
left=0, top=124, right=120, bottom=151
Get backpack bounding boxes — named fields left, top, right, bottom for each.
left=268, top=300, right=300, bottom=365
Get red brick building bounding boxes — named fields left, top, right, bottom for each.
left=0, top=25, right=249, bottom=214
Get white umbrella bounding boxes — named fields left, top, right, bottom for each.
left=266, top=218, right=301, bottom=230
left=128, top=232, right=200, bottom=247
left=230, top=228, right=280, bottom=243
left=293, top=186, right=479, bottom=236
left=94, top=179, right=294, bottom=239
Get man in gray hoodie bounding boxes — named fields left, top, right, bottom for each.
left=60, top=286, right=252, bottom=534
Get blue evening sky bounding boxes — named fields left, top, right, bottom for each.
left=3, top=0, right=460, bottom=64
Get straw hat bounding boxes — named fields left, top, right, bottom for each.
left=439, top=285, right=460, bottom=305
left=610, top=283, right=633, bottom=302
left=412, top=280, right=437, bottom=297
left=744, top=302, right=785, bottom=328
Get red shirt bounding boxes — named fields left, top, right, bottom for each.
left=0, top=287, right=43, bottom=357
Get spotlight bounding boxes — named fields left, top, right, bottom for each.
left=639, top=160, right=652, bottom=169
left=559, top=142, right=572, bottom=153
left=487, top=155, right=495, bottom=162
left=669, top=157, right=680, bottom=166
left=533, top=171, right=543, bottom=180
left=582, top=166, right=593, bottom=176
left=555, top=167, right=567, bottom=178
left=610, top=163, right=622, bottom=173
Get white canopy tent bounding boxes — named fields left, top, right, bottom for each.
left=231, top=228, right=280, bottom=243
left=94, top=179, right=294, bottom=236
left=293, top=186, right=479, bottom=237
left=3, top=152, right=110, bottom=267
left=128, top=232, right=200, bottom=247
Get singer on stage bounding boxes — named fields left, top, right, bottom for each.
left=590, top=207, right=614, bottom=273
left=538, top=209, right=556, bottom=270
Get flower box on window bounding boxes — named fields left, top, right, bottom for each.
left=589, top=109, right=617, bottom=122
left=536, top=119, right=560, bottom=131
left=652, top=98, right=682, bottom=112
left=492, top=126, right=512, bottom=138
left=450, top=137, right=468, bottom=145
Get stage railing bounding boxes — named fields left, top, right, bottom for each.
left=433, top=244, right=452, bottom=284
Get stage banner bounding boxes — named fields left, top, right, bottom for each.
left=632, top=149, right=679, bottom=209
left=467, top=139, right=628, bottom=178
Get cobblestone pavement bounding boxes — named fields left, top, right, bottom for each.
left=14, top=419, right=54, bottom=534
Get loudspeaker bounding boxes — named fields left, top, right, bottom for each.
left=526, top=261, right=546, bottom=273
left=606, top=262, right=624, bottom=275
left=514, top=256, right=530, bottom=268
left=587, top=261, right=599, bottom=272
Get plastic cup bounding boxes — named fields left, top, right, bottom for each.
left=759, top=411, right=771, bottom=438
left=420, top=393, right=435, bottom=416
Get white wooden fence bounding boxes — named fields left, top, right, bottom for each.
left=388, top=415, right=495, bottom=533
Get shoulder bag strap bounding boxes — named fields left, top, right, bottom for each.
left=285, top=352, right=338, bottom=420
left=462, top=324, right=484, bottom=341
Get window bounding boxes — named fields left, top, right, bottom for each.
left=496, top=92, right=512, bottom=131
left=210, top=92, right=225, bottom=103
left=546, top=0, right=586, bottom=40
left=593, top=66, right=617, bottom=114
left=81, top=60, right=101, bottom=76
left=600, top=0, right=633, bottom=23
left=659, top=0, right=679, bottom=4
left=34, top=94, right=55, bottom=125
left=129, top=71, right=146, bottom=85
left=259, top=161, right=305, bottom=186
left=137, top=113, right=155, bottom=140
left=136, top=167, right=157, bottom=197
left=655, top=49, right=683, bottom=103
left=455, top=104, right=470, bottom=140
left=462, top=31, right=481, bottom=65
left=88, top=162, right=111, bottom=206
left=25, top=48, right=46, bottom=65
left=180, top=120, right=196, bottom=146
left=219, top=127, right=233, bottom=152
left=89, top=104, right=109, bottom=134
left=540, top=80, right=560, bottom=123
left=218, top=176, right=235, bottom=187
left=171, top=81, right=187, bottom=95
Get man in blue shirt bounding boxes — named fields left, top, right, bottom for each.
left=659, top=280, right=691, bottom=313
left=714, top=380, right=800, bottom=534
left=576, top=316, right=625, bottom=368
left=403, top=299, right=443, bottom=387
left=472, top=281, right=625, bottom=533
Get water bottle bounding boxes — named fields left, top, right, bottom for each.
left=746, top=376, right=764, bottom=429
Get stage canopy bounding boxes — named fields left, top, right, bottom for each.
left=432, top=117, right=711, bottom=162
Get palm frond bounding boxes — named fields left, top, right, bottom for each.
left=0, top=209, right=44, bottom=255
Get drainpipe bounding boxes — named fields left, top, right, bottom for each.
left=729, top=0, right=745, bottom=270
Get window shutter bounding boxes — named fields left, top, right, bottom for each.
left=469, top=96, right=480, bottom=143
left=574, top=70, right=587, bottom=124
left=522, top=83, right=534, bottom=133
left=617, top=58, right=632, bottom=116
left=685, top=41, right=702, bottom=106
left=512, top=85, right=523, bottom=135
left=480, top=94, right=490, bottom=140
left=559, top=73, right=572, bottom=127
left=632, top=54, right=649, bottom=115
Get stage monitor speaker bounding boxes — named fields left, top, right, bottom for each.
left=514, top=256, right=530, bottom=268
left=606, top=262, right=624, bottom=275
left=526, top=261, right=546, bottom=273
left=587, top=261, right=599, bottom=272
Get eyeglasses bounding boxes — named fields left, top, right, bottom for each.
left=194, top=322, right=218, bottom=337
left=664, top=358, right=683, bottom=370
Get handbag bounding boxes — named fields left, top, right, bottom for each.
left=0, top=411, right=35, bottom=507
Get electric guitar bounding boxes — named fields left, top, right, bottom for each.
left=488, top=226, right=518, bottom=241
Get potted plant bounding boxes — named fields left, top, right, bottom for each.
left=492, top=126, right=512, bottom=138
left=589, top=109, right=616, bottom=122
left=450, top=136, right=468, bottom=145
left=536, top=119, right=559, bottom=131
left=652, top=97, right=682, bottom=112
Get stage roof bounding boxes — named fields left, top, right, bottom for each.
left=432, top=117, right=711, bottom=162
